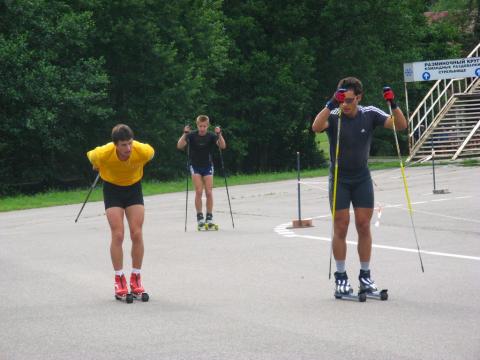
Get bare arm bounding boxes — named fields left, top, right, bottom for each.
left=312, top=107, right=330, bottom=133
left=383, top=87, right=407, bottom=131
left=312, top=89, right=345, bottom=132
left=177, top=125, right=190, bottom=150
left=217, top=133, right=226, bottom=150
left=384, top=107, right=407, bottom=131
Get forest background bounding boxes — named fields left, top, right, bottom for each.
left=1, top=0, right=478, bottom=195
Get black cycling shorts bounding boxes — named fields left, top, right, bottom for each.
left=103, top=181, right=144, bottom=210
left=329, top=168, right=374, bottom=211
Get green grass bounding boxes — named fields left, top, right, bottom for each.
left=315, top=132, right=330, bottom=158
left=460, top=158, right=480, bottom=167
left=0, top=159, right=442, bottom=212
left=0, top=170, right=328, bottom=212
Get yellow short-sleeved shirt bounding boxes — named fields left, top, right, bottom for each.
left=87, top=141, right=154, bottom=186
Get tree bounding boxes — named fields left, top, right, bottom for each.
left=0, top=0, right=111, bottom=194
left=81, top=0, right=230, bottom=179
left=213, top=0, right=325, bottom=172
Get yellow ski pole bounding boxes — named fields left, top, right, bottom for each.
left=328, top=109, right=342, bottom=279
left=386, top=95, right=425, bottom=272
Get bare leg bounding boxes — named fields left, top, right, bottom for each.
left=204, top=175, right=214, bottom=214
left=332, top=209, right=350, bottom=261
left=192, top=174, right=204, bottom=214
left=125, top=204, right=145, bottom=269
left=354, top=207, right=374, bottom=262
left=106, top=207, right=125, bottom=271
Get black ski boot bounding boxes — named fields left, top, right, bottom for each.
left=334, top=271, right=352, bottom=295
left=205, top=213, right=218, bottom=230
left=197, top=213, right=205, bottom=230
left=358, top=269, right=378, bottom=293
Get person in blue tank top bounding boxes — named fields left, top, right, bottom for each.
left=312, top=77, right=407, bottom=295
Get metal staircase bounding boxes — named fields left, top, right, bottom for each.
left=407, top=43, right=480, bottom=162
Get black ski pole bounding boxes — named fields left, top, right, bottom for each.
left=185, top=138, right=190, bottom=232
left=75, top=172, right=100, bottom=223
left=218, top=147, right=234, bottom=229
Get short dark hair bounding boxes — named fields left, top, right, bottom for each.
left=111, top=124, right=134, bottom=144
left=337, top=77, right=363, bottom=95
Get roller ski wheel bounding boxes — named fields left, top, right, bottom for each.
left=205, top=223, right=219, bottom=231
left=132, top=292, right=150, bottom=302
left=204, top=214, right=218, bottom=231
left=359, top=288, right=388, bottom=301
left=115, top=293, right=134, bottom=304
left=334, top=288, right=366, bottom=302
left=358, top=270, right=387, bottom=301
left=197, top=222, right=205, bottom=231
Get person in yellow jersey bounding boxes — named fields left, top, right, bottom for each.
left=87, top=124, right=154, bottom=302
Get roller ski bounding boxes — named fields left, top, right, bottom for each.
left=358, top=270, right=388, bottom=301
left=204, top=213, right=219, bottom=231
left=333, top=271, right=366, bottom=302
left=129, top=273, right=149, bottom=302
left=197, top=213, right=206, bottom=231
left=114, top=274, right=133, bottom=303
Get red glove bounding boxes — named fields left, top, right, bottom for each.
left=383, top=87, right=397, bottom=109
left=326, top=88, right=346, bottom=110
left=334, top=88, right=346, bottom=103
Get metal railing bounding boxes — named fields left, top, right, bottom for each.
left=408, top=42, right=480, bottom=156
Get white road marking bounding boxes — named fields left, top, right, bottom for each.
left=275, top=194, right=480, bottom=262
left=275, top=222, right=480, bottom=261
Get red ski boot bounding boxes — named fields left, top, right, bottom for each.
left=130, top=273, right=149, bottom=302
left=115, top=274, right=133, bottom=303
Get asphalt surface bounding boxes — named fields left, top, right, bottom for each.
left=1, top=165, right=479, bottom=360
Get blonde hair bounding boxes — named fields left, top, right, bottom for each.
left=196, top=115, right=210, bottom=124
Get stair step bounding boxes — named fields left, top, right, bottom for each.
left=443, top=110, right=480, bottom=114
left=448, top=104, right=480, bottom=107
left=417, top=148, right=458, bottom=153
left=453, top=101, right=480, bottom=104
left=445, top=109, right=480, bottom=112
left=436, top=121, right=480, bottom=124
left=418, top=142, right=480, bottom=149
left=408, top=78, right=480, bottom=162
left=432, top=129, right=479, bottom=134
left=435, top=123, right=479, bottom=127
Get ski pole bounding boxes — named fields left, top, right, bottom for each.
left=184, top=127, right=191, bottom=232
left=386, top=98, right=425, bottom=273
left=75, top=172, right=100, bottom=223
left=328, top=109, right=342, bottom=279
left=185, top=141, right=190, bottom=232
left=218, top=147, right=234, bottom=229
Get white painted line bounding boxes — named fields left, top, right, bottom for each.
left=274, top=223, right=480, bottom=262
left=275, top=192, right=480, bottom=262
left=392, top=207, right=480, bottom=224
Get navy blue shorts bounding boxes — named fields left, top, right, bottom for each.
left=190, top=164, right=214, bottom=177
left=329, top=168, right=374, bottom=210
left=103, top=181, right=144, bottom=210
